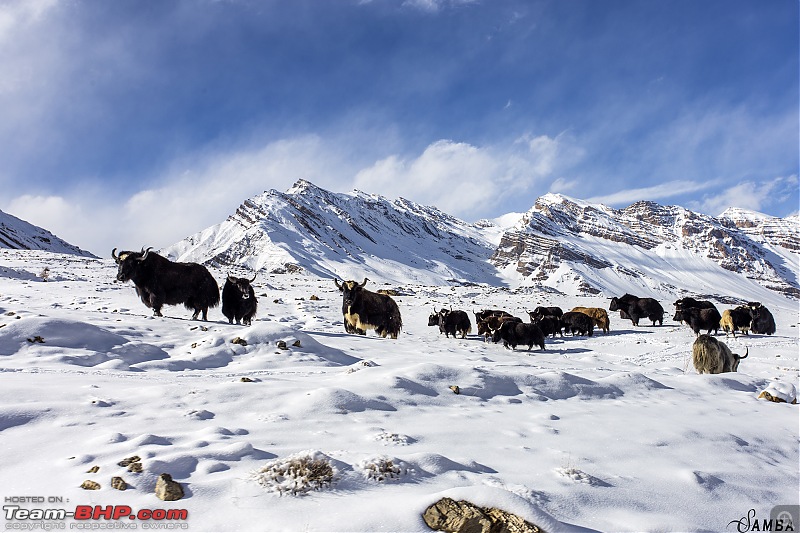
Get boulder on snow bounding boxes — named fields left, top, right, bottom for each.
left=758, top=381, right=797, bottom=404
left=155, top=473, right=184, bottom=501
left=422, top=497, right=542, bottom=533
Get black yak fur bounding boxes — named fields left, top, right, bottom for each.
left=674, top=307, right=722, bottom=336
left=747, top=302, right=776, bottom=335
left=112, top=247, right=219, bottom=320
left=492, top=320, right=545, bottom=351
left=528, top=306, right=563, bottom=321
left=560, top=311, right=594, bottom=336
left=222, top=275, right=258, bottom=326
left=530, top=315, right=563, bottom=338
left=435, top=309, right=471, bottom=339
left=609, top=294, right=664, bottom=326
left=335, top=278, right=402, bottom=339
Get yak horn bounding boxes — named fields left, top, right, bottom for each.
left=739, top=347, right=749, bottom=360
left=249, top=272, right=257, bottom=283
left=334, top=279, right=342, bottom=290
left=138, top=247, right=153, bottom=261
left=111, top=248, right=119, bottom=262
left=359, top=278, right=368, bottom=288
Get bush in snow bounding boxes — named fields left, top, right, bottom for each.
left=252, top=451, right=336, bottom=495
left=355, top=456, right=410, bottom=482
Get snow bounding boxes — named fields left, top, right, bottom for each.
left=0, top=249, right=798, bottom=532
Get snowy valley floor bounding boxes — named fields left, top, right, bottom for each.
left=0, top=251, right=798, bottom=532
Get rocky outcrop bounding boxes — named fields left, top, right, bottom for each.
left=423, top=497, right=543, bottom=533
left=491, top=194, right=799, bottom=298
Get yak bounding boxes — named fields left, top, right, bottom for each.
left=674, top=307, right=722, bottom=336
left=335, top=278, right=402, bottom=339
left=528, top=306, right=564, bottom=321
left=112, top=247, right=219, bottom=320
left=492, top=320, right=545, bottom=351
left=560, top=311, right=594, bottom=336
left=435, top=308, right=472, bottom=339
left=530, top=315, right=563, bottom=338
left=609, top=294, right=664, bottom=326
left=692, top=334, right=748, bottom=374
left=720, top=307, right=752, bottom=337
left=477, top=314, right=521, bottom=341
left=222, top=273, right=258, bottom=326
left=748, top=302, right=776, bottom=335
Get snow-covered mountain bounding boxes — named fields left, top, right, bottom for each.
left=492, top=194, right=799, bottom=299
left=0, top=209, right=95, bottom=257
left=163, top=181, right=799, bottom=300
left=163, top=179, right=505, bottom=285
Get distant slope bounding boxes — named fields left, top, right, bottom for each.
left=0, top=209, right=96, bottom=257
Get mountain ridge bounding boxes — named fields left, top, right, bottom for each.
left=0, top=209, right=96, bottom=258
left=162, top=180, right=799, bottom=300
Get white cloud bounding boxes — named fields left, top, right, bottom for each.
left=3, top=132, right=585, bottom=255
left=353, top=134, right=578, bottom=219
left=402, top=0, right=478, bottom=12
left=691, top=175, right=799, bottom=217
left=3, top=135, right=362, bottom=255
left=586, top=179, right=723, bottom=207
left=549, top=177, right=579, bottom=194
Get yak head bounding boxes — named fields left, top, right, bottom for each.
left=608, top=297, right=622, bottom=312
left=334, top=278, right=368, bottom=307
left=226, top=273, right=256, bottom=299
left=112, top=247, right=152, bottom=282
left=428, top=309, right=440, bottom=327
left=730, top=347, right=749, bottom=372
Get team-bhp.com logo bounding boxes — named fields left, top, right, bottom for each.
left=4, top=501, right=189, bottom=530
left=728, top=506, right=798, bottom=532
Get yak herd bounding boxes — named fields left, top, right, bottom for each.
left=111, top=248, right=778, bottom=377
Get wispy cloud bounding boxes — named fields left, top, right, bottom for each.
left=690, top=175, right=799, bottom=217
left=3, top=135, right=361, bottom=254
left=353, top=133, right=581, bottom=219
left=586, top=179, right=722, bottom=207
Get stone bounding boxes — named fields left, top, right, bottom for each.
left=154, top=473, right=184, bottom=501
left=310, top=295, right=320, bottom=301
left=240, top=377, right=255, bottom=382
left=118, top=456, right=141, bottom=467
left=80, top=480, right=101, bottom=490
left=276, top=341, right=288, bottom=350
left=111, top=477, right=127, bottom=490
left=449, top=385, right=460, bottom=395
left=292, top=340, right=302, bottom=347
left=231, top=337, right=248, bottom=346
left=86, top=466, right=99, bottom=473
left=422, top=498, right=542, bottom=533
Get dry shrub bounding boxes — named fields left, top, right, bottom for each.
left=252, top=451, right=336, bottom=495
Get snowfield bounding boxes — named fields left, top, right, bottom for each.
left=1, top=250, right=798, bottom=532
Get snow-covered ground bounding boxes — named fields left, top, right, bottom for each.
left=1, top=250, right=798, bottom=532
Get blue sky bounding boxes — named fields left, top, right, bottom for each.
left=1, top=0, right=797, bottom=255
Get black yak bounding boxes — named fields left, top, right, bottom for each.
left=674, top=307, right=722, bottom=336
left=492, top=321, right=545, bottom=351
left=609, top=294, right=664, bottom=326
left=112, top=247, right=219, bottom=320
left=335, top=278, right=402, bottom=339
left=222, top=274, right=258, bottom=326
left=435, top=308, right=471, bottom=339
left=560, top=311, right=595, bottom=336
left=747, top=302, right=776, bottom=335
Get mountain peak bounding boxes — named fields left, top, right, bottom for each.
left=0, top=209, right=96, bottom=257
